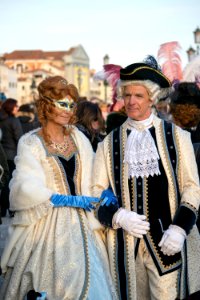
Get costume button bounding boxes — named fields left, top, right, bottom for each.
left=170, top=145, right=174, bottom=149
left=115, top=166, right=119, bottom=169
left=138, top=182, right=142, bottom=186
left=172, top=160, right=175, bottom=163
left=114, top=139, right=118, bottom=142
left=138, top=194, right=142, bottom=197
left=167, top=131, right=171, bottom=135
left=115, top=152, right=118, bottom=155
left=138, top=205, right=142, bottom=209
left=116, top=180, right=119, bottom=184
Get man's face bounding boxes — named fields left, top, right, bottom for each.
left=123, top=85, right=152, bottom=121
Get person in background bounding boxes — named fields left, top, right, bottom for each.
left=92, top=57, right=200, bottom=300
left=106, top=100, right=127, bottom=134
left=169, top=82, right=200, bottom=235
left=0, top=98, right=23, bottom=217
left=75, top=100, right=106, bottom=152
left=17, top=103, right=40, bottom=133
left=169, top=82, right=200, bottom=143
left=0, top=76, right=117, bottom=300
left=0, top=143, right=9, bottom=223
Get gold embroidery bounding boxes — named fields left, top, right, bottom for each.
left=144, top=123, right=181, bottom=272
left=78, top=209, right=90, bottom=300
left=120, top=66, right=171, bottom=85
left=174, top=126, right=181, bottom=190
left=121, top=126, right=134, bottom=299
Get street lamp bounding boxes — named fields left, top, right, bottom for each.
left=103, top=54, right=109, bottom=103
left=187, top=26, right=200, bottom=61
left=194, top=27, right=200, bottom=55
left=186, top=46, right=196, bottom=62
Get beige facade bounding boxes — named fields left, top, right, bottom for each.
left=3, top=45, right=91, bottom=105
left=0, top=59, right=17, bottom=100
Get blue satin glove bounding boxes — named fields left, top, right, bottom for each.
left=25, top=290, right=47, bottom=300
left=100, top=188, right=118, bottom=207
left=37, top=292, right=47, bottom=300
left=50, top=194, right=99, bottom=211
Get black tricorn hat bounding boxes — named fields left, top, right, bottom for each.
left=120, top=62, right=171, bottom=88
left=170, top=82, right=200, bottom=108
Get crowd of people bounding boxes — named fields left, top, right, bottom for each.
left=0, top=55, right=200, bottom=300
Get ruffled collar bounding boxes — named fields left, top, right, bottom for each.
left=126, top=113, right=154, bottom=131
left=124, top=114, right=160, bottom=178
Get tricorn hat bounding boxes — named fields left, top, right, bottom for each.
left=120, top=56, right=171, bottom=88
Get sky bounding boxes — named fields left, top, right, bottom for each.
left=0, top=0, right=200, bottom=72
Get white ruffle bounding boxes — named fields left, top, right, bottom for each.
left=124, top=115, right=160, bottom=178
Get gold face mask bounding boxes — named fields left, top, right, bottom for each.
left=54, top=98, right=76, bottom=112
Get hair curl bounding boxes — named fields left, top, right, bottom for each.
left=170, top=103, right=200, bottom=128
left=119, top=80, right=162, bottom=104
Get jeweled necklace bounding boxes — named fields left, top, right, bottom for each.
left=50, top=135, right=68, bottom=153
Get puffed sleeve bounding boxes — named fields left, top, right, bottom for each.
left=9, top=133, right=53, bottom=225
left=172, top=127, right=200, bottom=234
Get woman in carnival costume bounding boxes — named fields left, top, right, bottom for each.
left=0, top=76, right=117, bottom=300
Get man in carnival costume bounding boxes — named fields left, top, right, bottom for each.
left=92, top=57, right=200, bottom=300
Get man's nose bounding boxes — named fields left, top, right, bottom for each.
left=129, top=95, right=136, bottom=104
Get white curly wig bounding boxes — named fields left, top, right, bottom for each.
left=117, top=79, right=165, bottom=104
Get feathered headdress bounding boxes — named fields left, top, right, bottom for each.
left=93, top=64, right=122, bottom=108
left=157, top=41, right=183, bottom=82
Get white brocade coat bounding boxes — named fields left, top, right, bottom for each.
left=92, top=116, right=200, bottom=300
left=0, top=126, right=117, bottom=300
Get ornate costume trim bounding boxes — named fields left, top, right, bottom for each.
left=78, top=209, right=90, bottom=300
left=124, top=114, right=160, bottom=178
left=12, top=201, right=53, bottom=226
left=157, top=121, right=178, bottom=217
left=181, top=201, right=198, bottom=215
left=110, top=126, right=136, bottom=299
left=144, top=175, right=182, bottom=274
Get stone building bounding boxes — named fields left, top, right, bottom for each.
left=3, top=45, right=90, bottom=105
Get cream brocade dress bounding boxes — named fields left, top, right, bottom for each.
left=0, top=128, right=117, bottom=300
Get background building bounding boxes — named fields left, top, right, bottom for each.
left=0, top=56, right=17, bottom=100
left=2, top=45, right=90, bottom=105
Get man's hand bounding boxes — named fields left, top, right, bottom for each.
left=158, top=225, right=186, bottom=256
left=112, top=208, right=150, bottom=238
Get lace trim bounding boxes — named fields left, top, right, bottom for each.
left=12, top=201, right=53, bottom=226
left=124, top=128, right=160, bottom=178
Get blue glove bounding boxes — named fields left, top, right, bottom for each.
left=25, top=290, right=47, bottom=300
left=50, top=194, right=99, bottom=211
left=100, top=188, right=118, bottom=207
left=37, top=292, right=47, bottom=300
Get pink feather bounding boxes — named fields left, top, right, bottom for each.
left=103, top=64, right=122, bottom=104
left=157, top=41, right=183, bottom=81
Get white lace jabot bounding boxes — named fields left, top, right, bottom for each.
left=124, top=114, right=161, bottom=178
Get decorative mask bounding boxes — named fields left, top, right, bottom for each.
left=54, top=98, right=76, bottom=112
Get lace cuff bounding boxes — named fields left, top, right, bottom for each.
left=12, top=201, right=53, bottom=226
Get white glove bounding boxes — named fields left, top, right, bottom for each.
left=112, top=208, right=150, bottom=238
left=158, top=224, right=186, bottom=256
